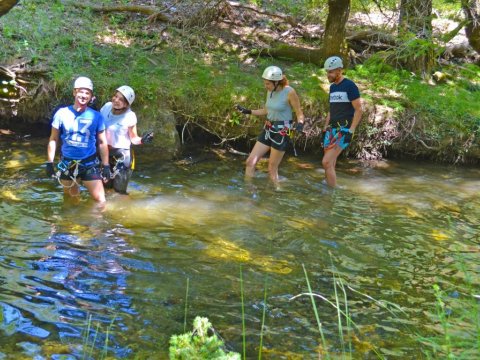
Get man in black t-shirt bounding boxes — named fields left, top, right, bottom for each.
left=321, top=56, right=362, bottom=188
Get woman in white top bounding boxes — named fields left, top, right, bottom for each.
left=100, top=86, right=153, bottom=194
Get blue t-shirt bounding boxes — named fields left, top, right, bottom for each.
left=52, top=105, right=105, bottom=159
left=329, top=78, right=360, bottom=127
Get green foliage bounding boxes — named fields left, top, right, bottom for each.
left=169, top=316, right=241, bottom=360
left=432, top=0, right=462, bottom=13
left=350, top=55, right=480, bottom=161
left=0, top=0, right=478, bottom=161
left=421, top=271, right=480, bottom=358
left=351, top=0, right=397, bottom=13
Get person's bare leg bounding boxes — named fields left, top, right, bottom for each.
left=268, top=147, right=286, bottom=186
left=61, top=179, right=81, bottom=204
left=322, top=146, right=343, bottom=187
left=245, top=141, right=270, bottom=179
left=83, top=179, right=106, bottom=203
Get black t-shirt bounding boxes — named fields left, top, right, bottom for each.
left=329, top=78, right=360, bottom=127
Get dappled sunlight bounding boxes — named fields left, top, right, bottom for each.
left=347, top=169, right=480, bottom=214
left=205, top=236, right=292, bottom=274
left=2, top=149, right=44, bottom=169
left=104, top=193, right=253, bottom=229
left=405, top=207, right=422, bottom=218
left=1, top=190, right=20, bottom=201
left=97, top=30, right=132, bottom=47
left=431, top=229, right=450, bottom=241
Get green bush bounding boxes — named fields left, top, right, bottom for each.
left=169, top=316, right=241, bottom=360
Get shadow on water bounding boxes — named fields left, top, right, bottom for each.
left=0, top=139, right=479, bottom=358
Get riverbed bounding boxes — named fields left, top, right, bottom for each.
left=1, top=138, right=479, bottom=359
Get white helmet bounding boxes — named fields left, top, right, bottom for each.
left=324, top=56, right=343, bottom=70
left=74, top=76, right=93, bottom=91
left=116, top=85, right=135, bottom=105
left=262, top=66, right=283, bottom=81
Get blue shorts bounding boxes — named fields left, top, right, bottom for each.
left=324, top=127, right=351, bottom=151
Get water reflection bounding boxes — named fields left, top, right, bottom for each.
left=0, top=139, right=479, bottom=358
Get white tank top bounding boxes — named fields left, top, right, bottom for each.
left=100, top=102, right=137, bottom=149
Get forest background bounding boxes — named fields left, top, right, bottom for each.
left=0, top=0, right=479, bottom=164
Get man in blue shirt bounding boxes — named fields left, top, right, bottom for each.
left=322, top=56, right=362, bottom=187
left=46, top=77, right=110, bottom=203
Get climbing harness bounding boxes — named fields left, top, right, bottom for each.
left=55, top=159, right=81, bottom=189
left=110, top=148, right=134, bottom=178
left=263, top=120, right=292, bottom=146
left=53, top=156, right=100, bottom=193
left=111, top=153, right=126, bottom=179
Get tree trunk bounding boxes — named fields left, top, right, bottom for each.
left=462, top=0, right=480, bottom=53
left=398, top=0, right=434, bottom=77
left=0, top=0, right=19, bottom=17
left=321, top=0, right=351, bottom=62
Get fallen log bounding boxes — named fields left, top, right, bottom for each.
left=260, top=43, right=324, bottom=65
left=226, top=0, right=298, bottom=27
left=0, top=0, right=19, bottom=17
left=64, top=1, right=172, bottom=23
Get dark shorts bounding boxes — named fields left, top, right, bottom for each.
left=109, top=148, right=132, bottom=169
left=257, top=128, right=291, bottom=152
left=324, top=126, right=351, bottom=151
left=58, top=154, right=102, bottom=181
left=107, top=148, right=133, bottom=194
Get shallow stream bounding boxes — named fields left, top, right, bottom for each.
left=1, top=138, right=479, bottom=359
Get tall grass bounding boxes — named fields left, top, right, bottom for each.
left=184, top=277, right=190, bottom=333
left=297, top=263, right=392, bottom=359
left=258, top=275, right=268, bottom=360
left=82, top=313, right=117, bottom=360
left=240, top=265, right=246, bottom=360
left=420, top=258, right=480, bottom=359
left=301, top=263, right=330, bottom=359
left=238, top=266, right=270, bottom=360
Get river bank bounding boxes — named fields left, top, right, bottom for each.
left=0, top=1, right=479, bottom=164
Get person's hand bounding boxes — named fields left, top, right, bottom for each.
left=45, top=162, right=55, bottom=177
left=141, top=131, right=154, bottom=144
left=340, top=128, right=353, bottom=144
left=294, top=122, right=304, bottom=132
left=102, top=165, right=111, bottom=182
left=234, top=104, right=252, bottom=115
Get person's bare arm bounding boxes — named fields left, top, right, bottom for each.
left=349, top=98, right=363, bottom=132
left=251, top=108, right=268, bottom=116
left=129, top=125, right=143, bottom=145
left=96, top=131, right=109, bottom=166
left=323, top=113, right=331, bottom=131
left=288, top=89, right=305, bottom=124
left=47, top=128, right=60, bottom=162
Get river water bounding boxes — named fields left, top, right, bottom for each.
left=1, top=138, right=479, bottom=359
